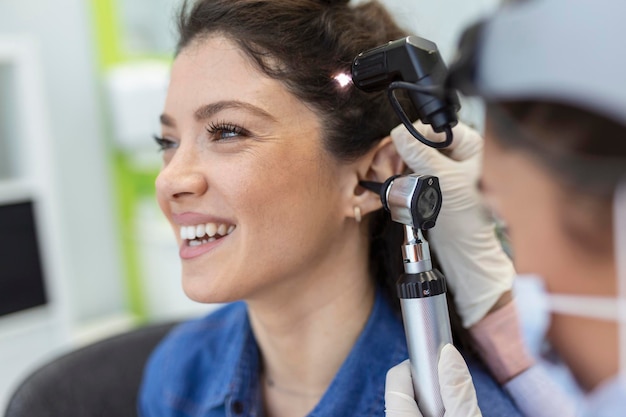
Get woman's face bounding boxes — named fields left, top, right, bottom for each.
left=482, top=118, right=619, bottom=391
left=156, top=35, right=358, bottom=303
left=481, top=121, right=615, bottom=296
left=480, top=123, right=575, bottom=292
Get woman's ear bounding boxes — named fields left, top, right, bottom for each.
left=345, top=136, right=406, bottom=220
left=365, top=135, right=405, bottom=182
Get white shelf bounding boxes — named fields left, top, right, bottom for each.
left=0, top=36, right=72, bottom=411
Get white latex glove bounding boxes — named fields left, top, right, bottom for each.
left=391, top=121, right=515, bottom=327
left=385, top=344, right=482, bottom=417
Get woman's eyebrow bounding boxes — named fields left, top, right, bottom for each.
left=160, top=113, right=176, bottom=127
left=477, top=178, right=487, bottom=193
left=194, top=100, right=277, bottom=122
left=159, top=100, right=277, bottom=128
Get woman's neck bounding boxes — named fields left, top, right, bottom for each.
left=246, top=243, right=376, bottom=417
left=549, top=314, right=618, bottom=392
left=548, top=250, right=619, bottom=392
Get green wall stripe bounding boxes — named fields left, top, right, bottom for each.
left=89, top=0, right=172, bottom=322
left=90, top=0, right=124, bottom=68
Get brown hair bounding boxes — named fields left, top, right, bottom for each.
left=176, top=0, right=409, bottom=161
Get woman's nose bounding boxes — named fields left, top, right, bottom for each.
left=155, top=149, right=208, bottom=201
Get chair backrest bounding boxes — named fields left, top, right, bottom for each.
left=4, top=321, right=178, bottom=417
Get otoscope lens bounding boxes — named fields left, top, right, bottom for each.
left=418, top=187, right=439, bottom=218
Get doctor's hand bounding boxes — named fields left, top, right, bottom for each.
left=391, top=121, right=515, bottom=328
left=385, top=344, right=482, bottom=417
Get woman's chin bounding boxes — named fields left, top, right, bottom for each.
left=181, top=273, right=242, bottom=305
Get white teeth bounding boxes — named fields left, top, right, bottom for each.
left=206, top=223, right=218, bottom=238
left=180, top=226, right=193, bottom=240
left=180, top=222, right=236, bottom=241
left=189, top=240, right=202, bottom=247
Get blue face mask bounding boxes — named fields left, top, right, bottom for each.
left=513, top=180, right=626, bottom=417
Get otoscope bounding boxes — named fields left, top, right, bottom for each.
left=352, top=36, right=460, bottom=149
left=352, top=36, right=459, bottom=417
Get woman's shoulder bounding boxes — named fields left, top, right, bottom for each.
left=148, top=301, right=248, bottom=364
left=141, top=304, right=246, bottom=381
left=464, top=352, right=523, bottom=417
left=138, top=302, right=251, bottom=415
left=165, top=302, right=246, bottom=340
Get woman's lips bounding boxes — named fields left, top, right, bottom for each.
left=179, top=230, right=232, bottom=259
left=172, top=212, right=236, bottom=260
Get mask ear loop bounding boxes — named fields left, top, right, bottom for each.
left=615, top=178, right=626, bottom=381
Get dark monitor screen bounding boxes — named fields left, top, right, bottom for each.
left=0, top=200, right=48, bottom=316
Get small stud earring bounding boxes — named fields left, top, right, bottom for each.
left=354, top=206, right=362, bottom=223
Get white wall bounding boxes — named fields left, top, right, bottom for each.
left=381, top=0, right=500, bottom=60
left=0, top=0, right=126, bottom=409
left=0, top=1, right=125, bottom=324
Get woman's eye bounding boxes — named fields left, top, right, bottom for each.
left=206, top=122, right=248, bottom=141
left=153, top=135, right=178, bottom=152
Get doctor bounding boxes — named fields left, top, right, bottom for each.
left=384, top=0, right=626, bottom=416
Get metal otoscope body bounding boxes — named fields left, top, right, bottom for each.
left=353, top=35, right=458, bottom=417
left=362, top=175, right=452, bottom=417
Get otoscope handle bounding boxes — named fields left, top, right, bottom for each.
left=398, top=269, right=453, bottom=417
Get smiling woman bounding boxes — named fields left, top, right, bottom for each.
left=137, top=1, right=521, bottom=417
left=156, top=35, right=356, bottom=302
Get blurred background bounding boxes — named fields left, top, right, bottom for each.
left=0, top=0, right=500, bottom=410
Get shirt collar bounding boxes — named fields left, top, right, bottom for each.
left=203, top=290, right=407, bottom=416
left=196, top=302, right=260, bottom=412
left=307, top=290, right=406, bottom=416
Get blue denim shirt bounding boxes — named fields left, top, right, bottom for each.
left=139, top=290, right=521, bottom=416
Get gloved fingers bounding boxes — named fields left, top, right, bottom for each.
left=385, top=359, right=423, bottom=417
left=438, top=344, right=482, bottom=417
left=411, top=120, right=449, bottom=145
left=441, top=122, right=484, bottom=162
left=390, top=122, right=448, bottom=174
left=391, top=120, right=483, bottom=175
left=429, top=225, right=516, bottom=327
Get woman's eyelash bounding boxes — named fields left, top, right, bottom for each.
left=205, top=121, right=249, bottom=140
left=152, top=122, right=248, bottom=152
left=153, top=135, right=177, bottom=152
